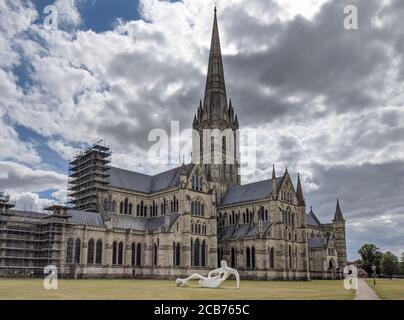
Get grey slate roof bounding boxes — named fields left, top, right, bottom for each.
left=306, top=208, right=322, bottom=227
left=65, top=209, right=179, bottom=231
left=107, top=167, right=152, bottom=193
left=6, top=207, right=179, bottom=231
left=221, top=177, right=283, bottom=206
left=218, top=221, right=272, bottom=240
left=308, top=237, right=327, bottom=249
left=8, top=210, right=50, bottom=219
left=67, top=210, right=105, bottom=227
left=110, top=214, right=146, bottom=230
left=107, top=164, right=193, bottom=193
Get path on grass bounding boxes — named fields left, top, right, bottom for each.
left=355, top=279, right=380, bottom=300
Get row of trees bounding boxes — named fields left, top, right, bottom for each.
left=355, top=244, right=404, bottom=279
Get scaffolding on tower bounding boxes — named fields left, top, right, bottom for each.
left=67, top=139, right=111, bottom=212
left=0, top=193, right=66, bottom=277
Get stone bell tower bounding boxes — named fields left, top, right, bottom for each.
left=192, top=8, right=240, bottom=201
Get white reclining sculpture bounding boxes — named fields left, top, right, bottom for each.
left=176, top=260, right=240, bottom=289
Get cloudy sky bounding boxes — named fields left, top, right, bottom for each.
left=0, top=0, right=403, bottom=261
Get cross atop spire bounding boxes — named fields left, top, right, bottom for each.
left=203, top=6, right=227, bottom=118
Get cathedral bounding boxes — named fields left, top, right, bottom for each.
left=0, top=9, right=347, bottom=280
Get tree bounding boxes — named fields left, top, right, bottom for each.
left=357, top=244, right=381, bottom=275
left=399, top=252, right=404, bottom=275
left=375, top=251, right=383, bottom=273
left=353, top=259, right=362, bottom=268
left=380, top=251, right=399, bottom=279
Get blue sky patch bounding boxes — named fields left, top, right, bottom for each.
left=37, top=188, right=59, bottom=199
left=32, top=0, right=142, bottom=32
left=13, top=123, right=68, bottom=174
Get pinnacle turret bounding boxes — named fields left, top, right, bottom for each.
left=271, top=164, right=277, bottom=199
left=334, top=198, right=344, bottom=221
left=296, top=173, right=305, bottom=206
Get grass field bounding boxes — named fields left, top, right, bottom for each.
left=0, top=279, right=355, bottom=300
left=364, top=279, right=404, bottom=300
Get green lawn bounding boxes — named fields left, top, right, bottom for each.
left=0, top=279, right=355, bottom=300
left=365, top=278, right=404, bottom=300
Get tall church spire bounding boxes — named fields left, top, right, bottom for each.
left=192, top=8, right=240, bottom=192
left=203, top=7, right=228, bottom=118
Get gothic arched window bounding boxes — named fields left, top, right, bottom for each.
left=201, top=240, right=206, bottom=267
left=289, top=245, right=292, bottom=269
left=153, top=243, right=158, bottom=266
left=211, top=136, right=215, bottom=156
left=251, top=247, right=256, bottom=268
left=136, top=243, right=142, bottom=266
left=132, top=243, right=136, bottom=266
left=66, top=238, right=73, bottom=263
left=231, top=247, right=236, bottom=268
left=120, top=201, right=124, bottom=214
left=172, top=242, right=176, bottom=266
left=246, top=247, right=251, bottom=268
left=118, top=242, right=123, bottom=265
left=87, top=239, right=95, bottom=264
left=96, top=239, right=103, bottom=264
left=194, top=239, right=200, bottom=267
left=124, top=198, right=129, bottom=214
left=176, top=243, right=181, bottom=266
left=74, top=239, right=81, bottom=264
left=112, top=241, right=117, bottom=265
left=191, top=239, right=194, bottom=266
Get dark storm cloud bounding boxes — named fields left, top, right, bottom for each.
left=305, top=161, right=404, bottom=259
left=381, top=0, right=404, bottom=79
left=93, top=0, right=402, bottom=145
left=221, top=0, right=401, bottom=127
left=98, top=50, right=205, bottom=149
left=307, top=161, right=404, bottom=221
